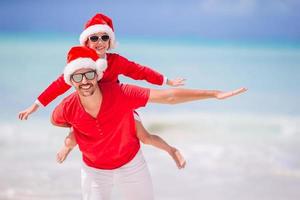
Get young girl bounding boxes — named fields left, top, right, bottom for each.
left=18, top=13, right=186, bottom=169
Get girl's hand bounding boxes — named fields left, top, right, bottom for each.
left=166, top=78, right=186, bottom=87
left=18, top=103, right=39, bottom=120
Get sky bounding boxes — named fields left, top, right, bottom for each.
left=1, top=0, right=300, bottom=41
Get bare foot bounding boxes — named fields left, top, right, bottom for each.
left=56, top=146, right=73, bottom=164
left=169, top=147, right=186, bottom=169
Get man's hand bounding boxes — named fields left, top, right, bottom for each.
left=166, top=78, right=186, bottom=87
left=215, top=87, right=247, bottom=100
left=18, top=103, right=39, bottom=120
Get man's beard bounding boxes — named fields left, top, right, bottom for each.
left=78, top=83, right=96, bottom=97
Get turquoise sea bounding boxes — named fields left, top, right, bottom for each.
left=1, top=33, right=300, bottom=119
left=1, top=33, right=300, bottom=199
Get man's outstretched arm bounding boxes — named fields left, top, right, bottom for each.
left=148, top=87, right=247, bottom=104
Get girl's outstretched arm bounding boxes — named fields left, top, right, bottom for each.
left=18, top=74, right=71, bottom=120
left=116, top=54, right=186, bottom=87
left=18, top=103, right=39, bottom=120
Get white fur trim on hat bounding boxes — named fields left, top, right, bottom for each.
left=96, top=58, right=108, bottom=71
left=79, top=24, right=116, bottom=49
left=63, top=58, right=107, bottom=85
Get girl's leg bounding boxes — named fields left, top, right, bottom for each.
left=56, top=131, right=77, bottom=163
left=135, top=118, right=186, bottom=169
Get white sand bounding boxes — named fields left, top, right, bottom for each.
left=1, top=112, right=300, bottom=200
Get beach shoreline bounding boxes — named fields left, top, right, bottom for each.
left=1, top=112, right=300, bottom=199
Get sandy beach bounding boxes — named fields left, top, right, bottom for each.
left=1, top=112, right=300, bottom=200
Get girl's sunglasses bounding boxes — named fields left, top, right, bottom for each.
left=88, top=35, right=110, bottom=43
left=71, top=71, right=96, bottom=83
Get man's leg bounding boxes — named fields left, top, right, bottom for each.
left=116, top=150, right=154, bottom=200
left=81, top=163, right=114, bottom=200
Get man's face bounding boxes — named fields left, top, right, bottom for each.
left=71, top=68, right=98, bottom=97
left=86, top=32, right=110, bottom=57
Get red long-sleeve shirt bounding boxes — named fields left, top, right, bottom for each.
left=37, top=53, right=165, bottom=106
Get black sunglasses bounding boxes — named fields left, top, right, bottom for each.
left=88, top=35, right=110, bottom=43
left=71, top=71, right=96, bottom=83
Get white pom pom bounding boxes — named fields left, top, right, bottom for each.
left=97, top=72, right=104, bottom=81
left=96, top=58, right=108, bottom=72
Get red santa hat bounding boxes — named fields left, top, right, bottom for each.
left=79, top=13, right=116, bottom=49
left=63, top=46, right=107, bottom=85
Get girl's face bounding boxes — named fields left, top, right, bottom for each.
left=86, top=32, right=110, bottom=57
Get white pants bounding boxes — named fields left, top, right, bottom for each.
left=81, top=150, right=154, bottom=200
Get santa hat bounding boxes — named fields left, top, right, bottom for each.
left=63, top=46, right=107, bottom=85
left=79, top=13, right=116, bottom=49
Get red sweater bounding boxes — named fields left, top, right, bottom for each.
left=38, top=53, right=164, bottom=106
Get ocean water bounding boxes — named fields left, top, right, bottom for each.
left=1, top=33, right=300, bottom=199
left=1, top=33, right=300, bottom=119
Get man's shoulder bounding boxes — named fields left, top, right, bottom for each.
left=99, top=83, right=149, bottom=109
left=99, top=82, right=122, bottom=94
left=113, top=83, right=149, bottom=99
left=98, top=83, right=134, bottom=97
left=58, top=92, right=78, bottom=108
left=100, top=82, right=146, bottom=93
left=51, top=92, right=78, bottom=124
left=119, top=84, right=148, bottom=92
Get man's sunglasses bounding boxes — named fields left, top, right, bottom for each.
left=88, top=35, right=110, bottom=43
left=71, top=71, right=96, bottom=83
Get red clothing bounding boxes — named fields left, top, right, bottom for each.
left=52, top=83, right=150, bottom=169
left=38, top=53, right=164, bottom=106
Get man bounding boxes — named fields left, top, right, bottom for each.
left=51, top=46, right=247, bottom=200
